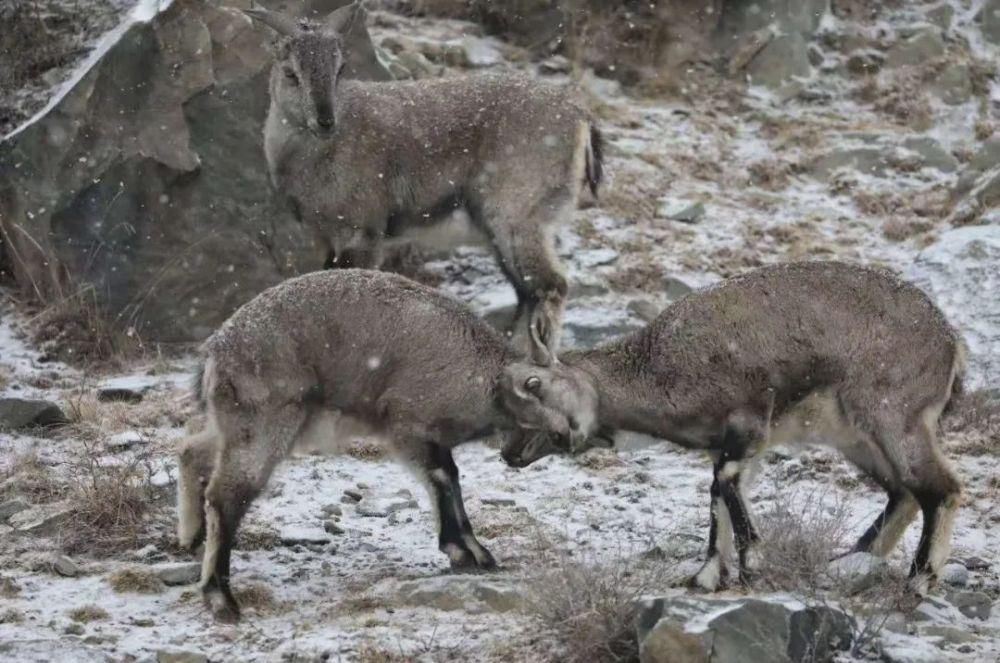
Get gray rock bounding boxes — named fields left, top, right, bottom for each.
left=0, top=499, right=30, bottom=522
left=627, top=299, right=661, bottom=323
left=343, top=489, right=364, bottom=503
left=940, top=562, right=969, bottom=587
left=922, top=624, right=979, bottom=647
left=321, top=504, right=342, bottom=518
left=461, top=37, right=504, bottom=68
left=0, top=1, right=391, bottom=343
left=809, top=146, right=891, bottom=179
left=901, top=136, right=958, bottom=173
left=480, top=496, right=517, bottom=507
left=157, top=651, right=209, bottom=663
left=64, top=622, right=86, bottom=635
left=51, top=554, right=80, bottom=578
left=931, top=63, right=973, bottom=105
left=563, top=306, right=642, bottom=349
left=0, top=640, right=110, bottom=662
left=885, top=28, right=946, bottom=68
left=926, top=4, right=954, bottom=32
left=907, top=225, right=1000, bottom=387
left=717, top=0, right=828, bottom=42
left=323, top=520, right=345, bottom=535
left=396, top=576, right=523, bottom=614
left=983, top=0, right=1000, bottom=44
left=948, top=166, right=1000, bottom=225
left=663, top=276, right=694, bottom=301
left=826, top=553, right=890, bottom=593
left=279, top=527, right=331, bottom=547
left=0, top=398, right=68, bottom=430
left=945, top=590, right=992, bottom=620
left=845, top=49, right=884, bottom=76
left=357, top=498, right=418, bottom=518
left=637, top=596, right=854, bottom=663
left=964, top=556, right=990, bottom=571
left=576, top=247, right=619, bottom=268
left=748, top=33, right=812, bottom=90
left=151, top=562, right=200, bottom=586
left=969, top=137, right=1000, bottom=173
left=8, top=502, right=73, bottom=534
left=657, top=199, right=706, bottom=223
left=640, top=619, right=707, bottom=663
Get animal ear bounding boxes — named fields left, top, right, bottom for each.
left=325, top=1, right=364, bottom=35
left=529, top=307, right=556, bottom=367
left=242, top=7, right=300, bottom=36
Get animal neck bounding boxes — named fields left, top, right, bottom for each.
left=564, top=343, right=667, bottom=439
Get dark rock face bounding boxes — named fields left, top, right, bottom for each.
left=0, top=398, right=68, bottom=429
left=0, top=0, right=388, bottom=342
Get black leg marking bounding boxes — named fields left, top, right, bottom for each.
left=427, top=444, right=496, bottom=571
left=715, top=426, right=760, bottom=585
left=853, top=491, right=903, bottom=554
left=910, top=495, right=940, bottom=578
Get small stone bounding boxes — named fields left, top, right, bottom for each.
left=964, top=556, right=990, bottom=571
left=343, top=489, right=363, bottom=502
left=656, top=199, right=705, bottom=224
left=323, top=520, right=345, bottom=535
left=922, top=625, right=979, bottom=647
left=321, top=504, right=342, bottom=518
left=940, top=562, right=969, bottom=587
left=1, top=575, right=21, bottom=597
left=627, top=299, right=660, bottom=323
left=480, top=497, right=516, bottom=507
left=51, top=554, right=80, bottom=578
left=152, top=562, right=200, bottom=586
left=157, top=651, right=209, bottom=663
left=64, top=623, right=85, bottom=635
left=0, top=499, right=29, bottom=522
left=846, top=49, right=883, bottom=75
left=279, top=527, right=331, bottom=546
left=826, top=552, right=888, bottom=594
left=0, top=398, right=68, bottom=430
left=105, top=431, right=148, bottom=452
left=97, top=388, right=144, bottom=404
left=132, top=617, right=155, bottom=627
left=946, top=591, right=992, bottom=620
left=357, top=498, right=417, bottom=518
left=8, top=503, right=73, bottom=535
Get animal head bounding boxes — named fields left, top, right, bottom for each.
left=244, top=2, right=384, bottom=135
left=497, top=359, right=601, bottom=467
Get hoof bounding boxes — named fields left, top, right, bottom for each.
left=203, top=584, right=241, bottom=623
left=688, top=557, right=728, bottom=592
left=472, top=546, right=497, bottom=571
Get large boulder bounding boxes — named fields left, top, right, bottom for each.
left=0, top=0, right=390, bottom=342
left=907, top=226, right=1000, bottom=389
left=636, top=595, right=855, bottom=663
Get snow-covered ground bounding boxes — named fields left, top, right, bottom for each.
left=2, top=1, right=1000, bottom=661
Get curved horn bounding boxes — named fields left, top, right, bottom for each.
left=242, top=8, right=300, bottom=36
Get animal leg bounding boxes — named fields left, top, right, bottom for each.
left=177, top=427, right=217, bottom=550
left=850, top=490, right=920, bottom=557
left=480, top=203, right=569, bottom=363
left=690, top=456, right=734, bottom=591
left=200, top=404, right=305, bottom=622
left=899, top=424, right=961, bottom=595
left=419, top=443, right=496, bottom=571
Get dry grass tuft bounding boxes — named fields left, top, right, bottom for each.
left=0, top=363, right=12, bottom=391
left=574, top=448, right=626, bottom=471
left=747, top=159, right=795, bottom=191
left=754, top=488, right=852, bottom=592
left=0, top=608, right=24, bottom=624
left=234, top=582, right=280, bottom=614
left=0, top=451, right=66, bottom=503
left=108, top=567, right=165, bottom=594
left=67, top=605, right=110, bottom=623
left=945, top=390, right=1000, bottom=455
left=606, top=259, right=664, bottom=293
left=524, top=545, right=678, bottom=663
left=346, top=439, right=387, bottom=461
left=881, top=217, right=934, bottom=242
left=61, top=440, right=164, bottom=556
left=237, top=524, right=282, bottom=551
left=855, top=69, right=933, bottom=129
left=30, top=287, right=143, bottom=367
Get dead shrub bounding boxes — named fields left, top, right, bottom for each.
left=346, top=439, right=387, bottom=461
left=61, top=440, right=165, bottom=556
left=234, top=582, right=281, bottom=614
left=606, top=260, right=664, bottom=294
left=881, top=217, right=934, bottom=242
left=754, top=487, right=852, bottom=592
left=855, top=70, right=932, bottom=130
left=747, top=159, right=793, bottom=191
left=0, top=608, right=24, bottom=624
left=237, top=523, right=282, bottom=551
left=68, top=605, right=110, bottom=623
left=944, top=390, right=1000, bottom=455
left=108, top=567, right=165, bottom=594
left=0, top=451, right=66, bottom=503
left=30, top=286, right=142, bottom=367
left=524, top=540, right=678, bottom=663
left=0, top=363, right=12, bottom=391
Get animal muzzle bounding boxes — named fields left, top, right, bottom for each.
left=500, top=429, right=566, bottom=468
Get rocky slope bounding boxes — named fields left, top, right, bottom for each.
left=1, top=1, right=999, bottom=661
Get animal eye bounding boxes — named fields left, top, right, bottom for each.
left=283, top=68, right=299, bottom=85
left=525, top=376, right=542, bottom=395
